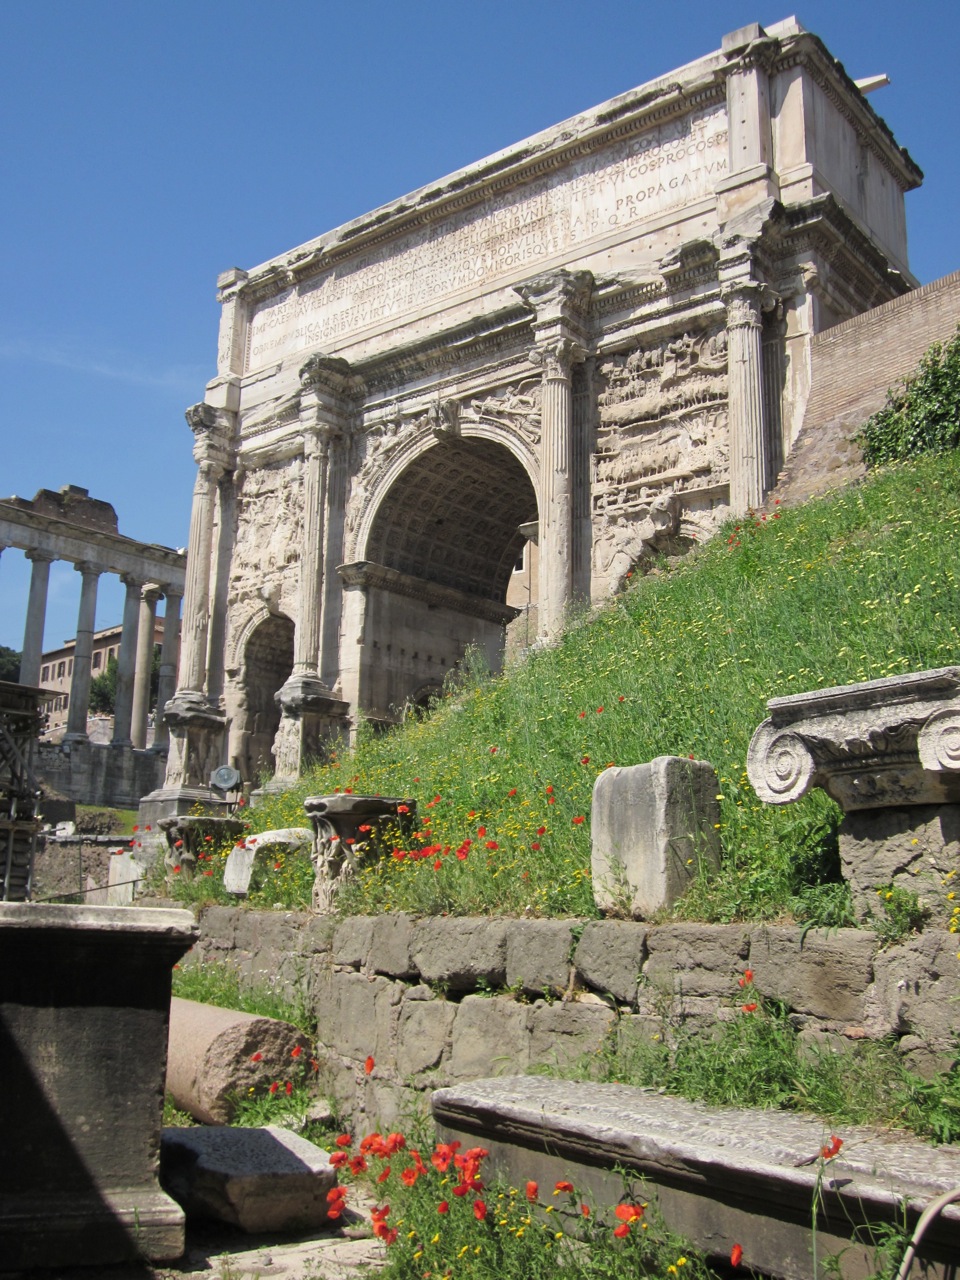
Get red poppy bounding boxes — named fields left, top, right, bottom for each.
left=537, top=826, right=546, bottom=835
left=250, top=1052, right=263, bottom=1063
left=613, top=1222, right=630, bottom=1238
left=269, top=1082, right=279, bottom=1094
left=581, top=756, right=590, bottom=765
left=572, top=816, right=585, bottom=825
left=437, top=1200, right=449, bottom=1214
left=730, top=1243, right=743, bottom=1267
left=433, top=859, right=442, bottom=871
left=546, top=786, right=553, bottom=794
left=172, top=865, right=181, bottom=874
left=291, top=1045, right=302, bottom=1058
left=330, top=1151, right=347, bottom=1168
left=401, top=1167, right=419, bottom=1187
left=489, top=746, right=498, bottom=754
left=377, top=1166, right=391, bottom=1183
left=507, top=788, right=517, bottom=797
left=359, top=824, right=372, bottom=833
left=327, top=1187, right=346, bottom=1204
left=554, top=1180, right=574, bottom=1194
left=618, top=695, right=625, bottom=702
left=349, top=1155, right=368, bottom=1174
left=525, top=1181, right=538, bottom=1202
left=531, top=842, right=541, bottom=851
left=581, top=1203, right=590, bottom=1218
left=485, top=840, right=498, bottom=850
left=614, top=1204, right=644, bottom=1221
left=473, top=1200, right=487, bottom=1221
left=578, top=711, right=586, bottom=719
left=477, top=826, right=486, bottom=837
left=456, top=847, right=469, bottom=861
left=741, top=1003, right=758, bottom=1014
left=821, top=1135, right=843, bottom=1160
left=285, top=1081, right=293, bottom=1095
left=737, top=969, right=754, bottom=988
left=365, top=1056, right=375, bottom=1075
left=596, top=706, right=604, bottom=714
left=397, top=804, right=410, bottom=814
left=335, top=1134, right=352, bottom=1148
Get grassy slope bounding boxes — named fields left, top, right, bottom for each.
left=248, top=454, right=960, bottom=921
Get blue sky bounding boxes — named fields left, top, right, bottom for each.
left=2, top=0, right=958, bottom=652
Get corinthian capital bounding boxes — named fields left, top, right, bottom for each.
left=299, top=353, right=356, bottom=396
left=515, top=269, right=593, bottom=326
left=721, top=280, right=777, bottom=329
left=528, top=336, right=586, bottom=379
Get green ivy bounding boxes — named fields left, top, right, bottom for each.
left=857, top=327, right=960, bottom=465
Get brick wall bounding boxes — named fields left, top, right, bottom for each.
left=775, top=269, right=960, bottom=507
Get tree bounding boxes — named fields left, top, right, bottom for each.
left=0, top=646, right=21, bottom=683
left=88, top=647, right=163, bottom=715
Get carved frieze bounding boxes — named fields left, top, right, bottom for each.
left=231, top=459, right=304, bottom=590
left=594, top=327, right=729, bottom=511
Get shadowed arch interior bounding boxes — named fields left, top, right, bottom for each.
left=364, top=440, right=537, bottom=601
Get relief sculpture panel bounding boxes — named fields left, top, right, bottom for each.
left=231, top=459, right=304, bottom=603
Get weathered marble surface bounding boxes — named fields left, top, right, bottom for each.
left=433, top=1076, right=960, bottom=1279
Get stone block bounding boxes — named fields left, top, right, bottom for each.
left=312, top=969, right=396, bottom=1065
left=591, top=758, right=720, bottom=919
left=528, top=999, right=617, bottom=1071
left=333, top=915, right=376, bottom=968
left=397, top=993, right=457, bottom=1078
left=747, top=926, right=874, bottom=1023
left=433, top=1076, right=960, bottom=1280
left=369, top=911, right=417, bottom=978
left=0, top=904, right=196, bottom=1269
left=840, top=805, right=960, bottom=923
left=448, top=995, right=531, bottom=1079
left=223, top=845, right=256, bottom=895
left=573, top=919, right=648, bottom=1004
left=504, top=919, right=575, bottom=996
left=411, top=917, right=508, bottom=990
left=870, top=934, right=960, bottom=1066
left=196, top=905, right=239, bottom=954
left=642, top=923, right=750, bottom=1000
left=107, top=851, right=141, bottom=905
left=160, top=1125, right=337, bottom=1233
left=166, top=997, right=311, bottom=1125
left=298, top=914, right=337, bottom=956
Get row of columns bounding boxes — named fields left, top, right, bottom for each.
left=5, top=545, right=182, bottom=751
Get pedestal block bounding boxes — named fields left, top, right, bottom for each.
left=0, top=903, right=198, bottom=1270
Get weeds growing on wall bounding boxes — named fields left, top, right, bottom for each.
left=553, top=970, right=960, bottom=1146
left=857, top=327, right=960, bottom=465
left=240, top=454, right=960, bottom=922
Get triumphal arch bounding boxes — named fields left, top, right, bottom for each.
left=155, top=18, right=921, bottom=801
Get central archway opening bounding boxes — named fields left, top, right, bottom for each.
left=351, top=438, right=538, bottom=720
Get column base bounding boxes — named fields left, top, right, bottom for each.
left=272, top=674, right=349, bottom=783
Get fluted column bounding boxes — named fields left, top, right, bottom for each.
left=152, top=589, right=181, bottom=752
left=179, top=457, right=222, bottom=693
left=516, top=269, right=592, bottom=640
left=64, top=562, right=101, bottom=740
left=294, top=425, right=328, bottom=678
left=131, top=586, right=160, bottom=748
left=532, top=337, right=582, bottom=637
left=21, top=551, right=53, bottom=686
left=111, top=575, right=143, bottom=746
left=723, top=281, right=769, bottom=515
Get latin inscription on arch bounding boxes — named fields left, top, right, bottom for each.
left=246, top=104, right=728, bottom=370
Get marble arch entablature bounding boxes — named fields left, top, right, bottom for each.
left=154, top=17, right=922, bottom=802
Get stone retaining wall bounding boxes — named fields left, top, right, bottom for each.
left=189, top=908, right=960, bottom=1129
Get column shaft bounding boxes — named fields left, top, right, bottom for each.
left=152, top=592, right=181, bottom=751
left=536, top=341, right=577, bottom=637
left=111, top=577, right=142, bottom=745
left=179, top=461, right=221, bottom=693
left=724, top=284, right=768, bottom=515
left=131, top=589, right=160, bottom=748
left=295, top=430, right=327, bottom=676
left=65, top=565, right=101, bottom=740
left=21, top=553, right=53, bottom=686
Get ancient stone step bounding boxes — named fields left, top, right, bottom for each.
left=432, top=1076, right=960, bottom=1280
